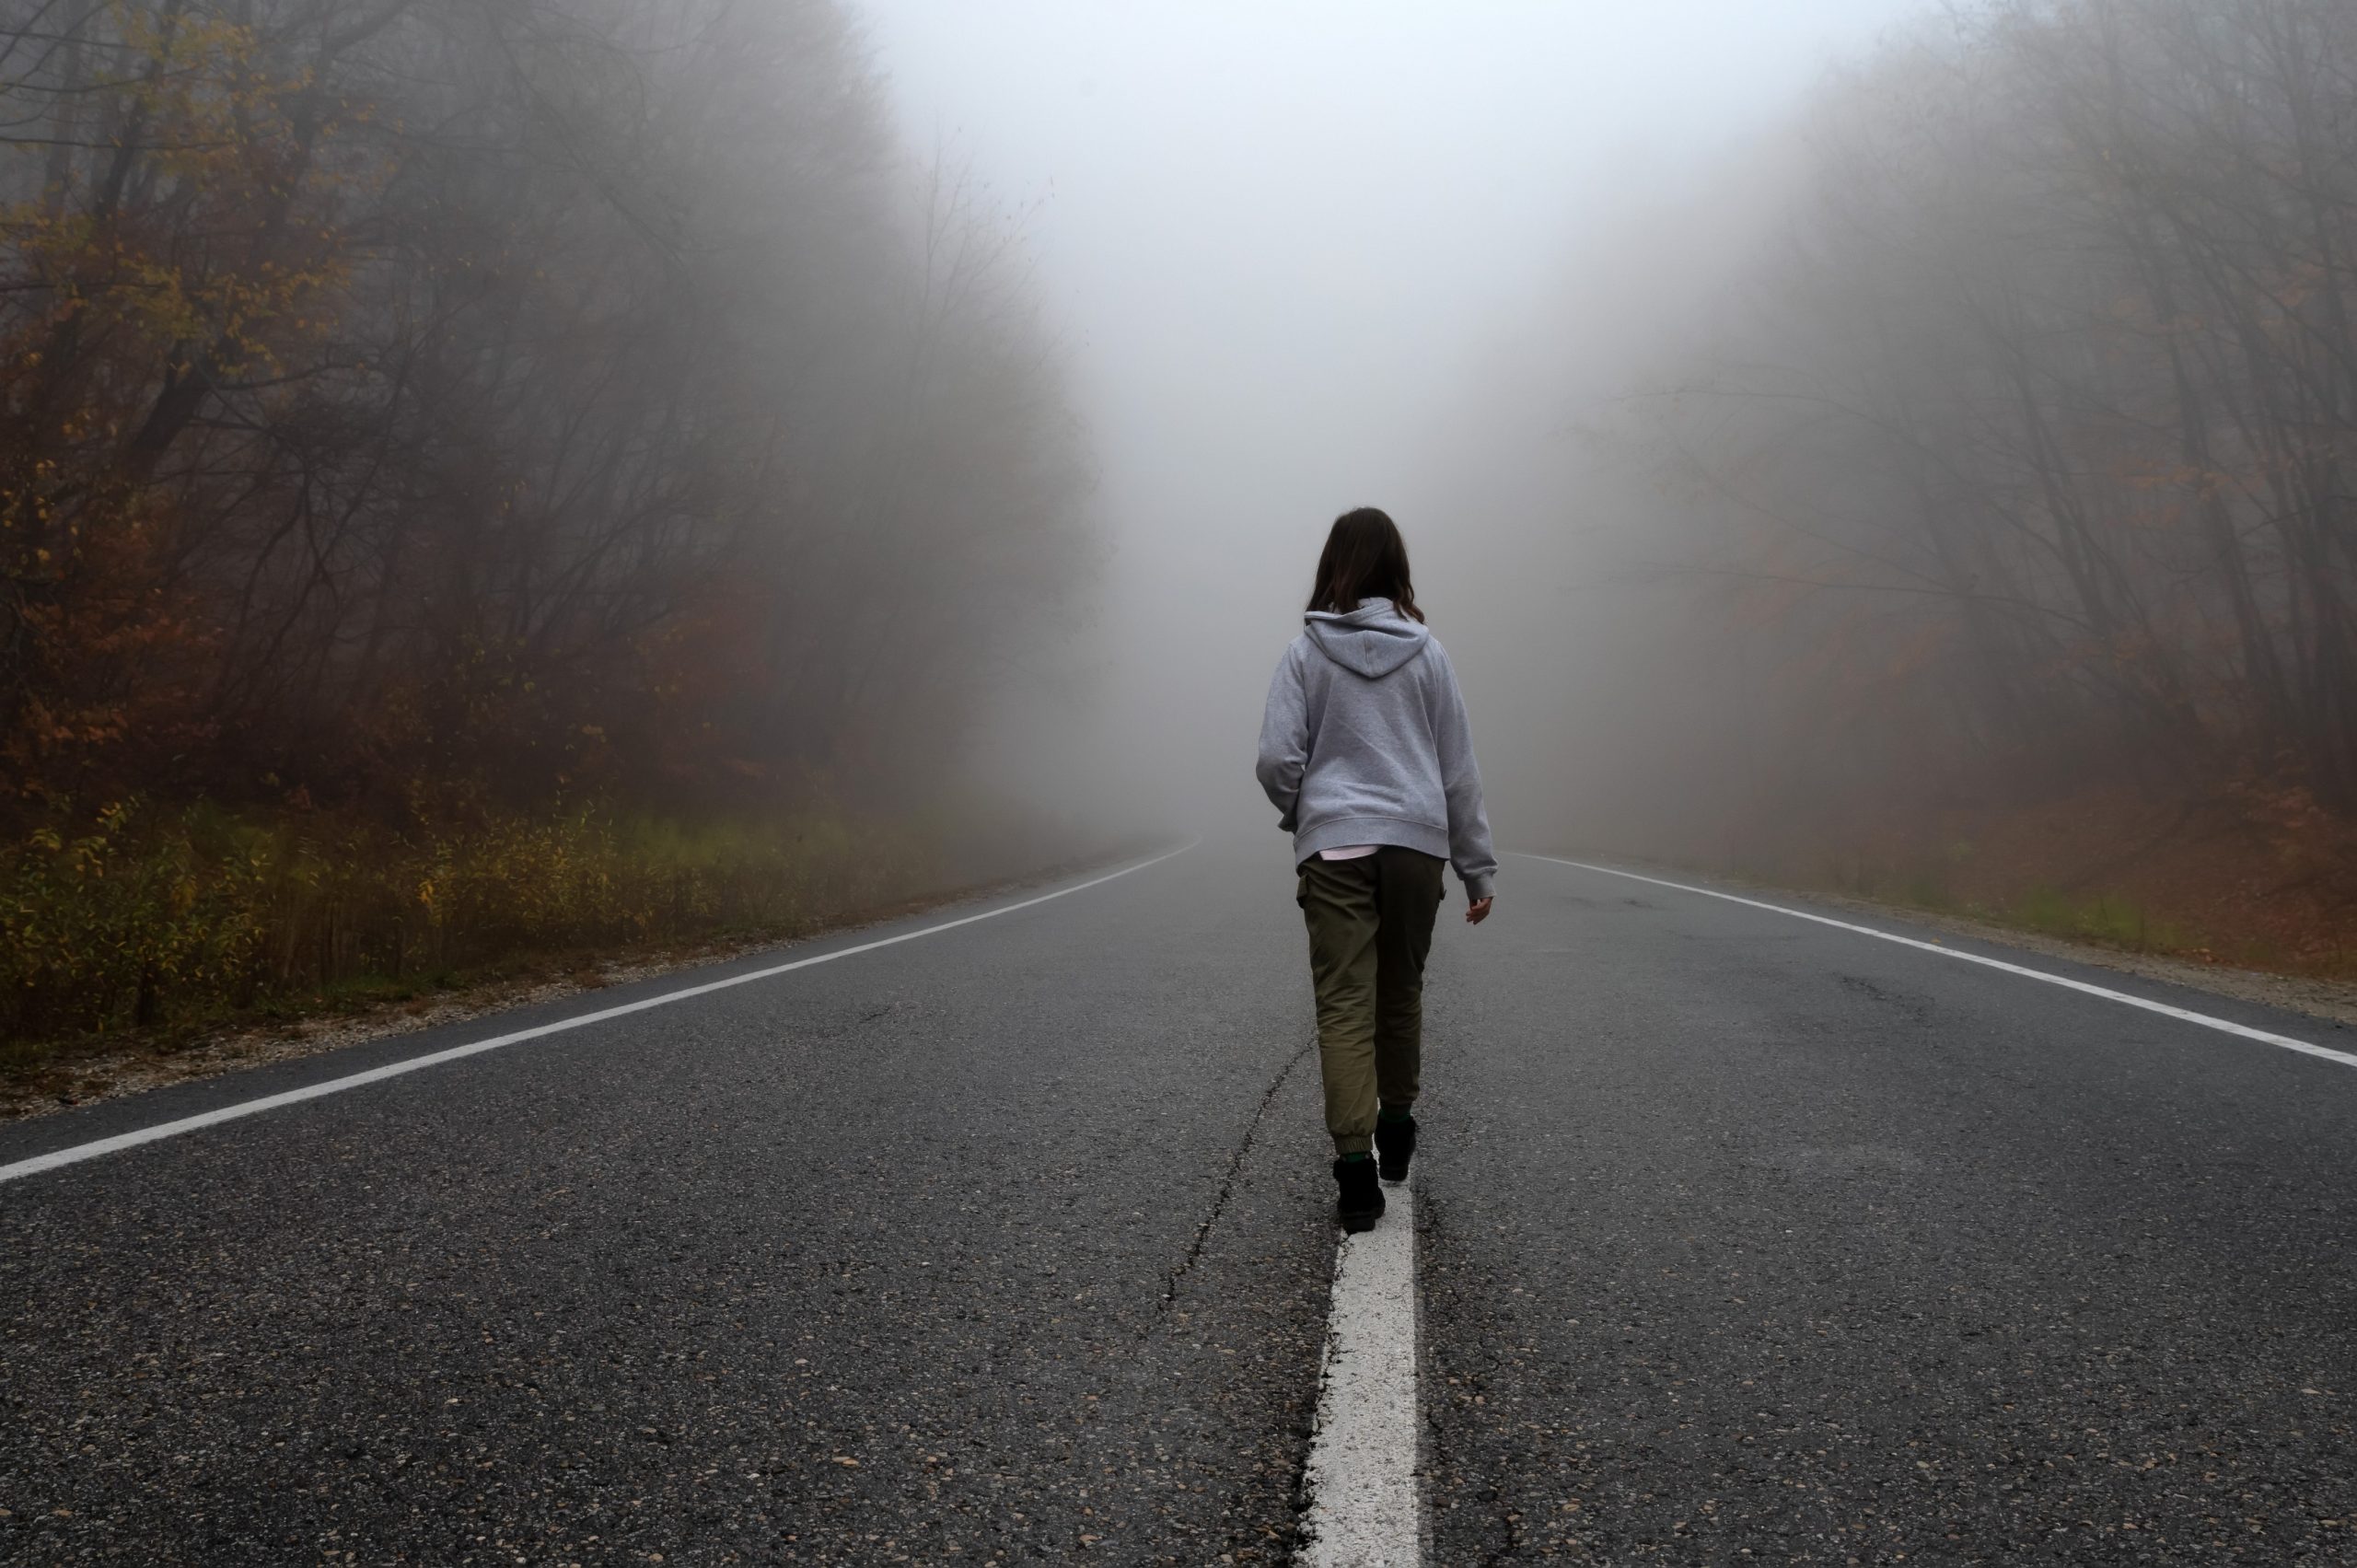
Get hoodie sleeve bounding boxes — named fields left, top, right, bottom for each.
left=1255, top=641, right=1309, bottom=831
left=1426, top=643, right=1497, bottom=900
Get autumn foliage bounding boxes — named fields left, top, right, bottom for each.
left=1606, top=0, right=2357, bottom=960
left=0, top=0, right=1094, bottom=1050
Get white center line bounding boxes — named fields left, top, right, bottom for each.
left=1297, top=1181, right=1424, bottom=1567
left=0, top=842, right=1198, bottom=1188
left=1516, top=854, right=2357, bottom=1071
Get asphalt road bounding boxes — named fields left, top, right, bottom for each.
left=5, top=841, right=2354, bottom=1564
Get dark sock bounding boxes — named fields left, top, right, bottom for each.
left=1338, top=1150, right=1372, bottom=1163
left=1378, top=1104, right=1414, bottom=1123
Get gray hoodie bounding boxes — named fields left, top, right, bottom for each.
left=1255, top=598, right=1497, bottom=900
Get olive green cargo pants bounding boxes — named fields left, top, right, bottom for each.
left=1295, top=846, right=1446, bottom=1156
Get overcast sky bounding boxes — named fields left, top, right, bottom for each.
left=846, top=0, right=1926, bottom=831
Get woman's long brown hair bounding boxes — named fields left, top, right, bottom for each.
left=1306, top=507, right=1424, bottom=622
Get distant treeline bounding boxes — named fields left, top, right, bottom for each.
left=1638, top=0, right=2357, bottom=824
left=0, top=0, right=1092, bottom=1049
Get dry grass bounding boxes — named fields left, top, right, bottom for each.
left=1733, top=777, right=2357, bottom=981
left=1, top=798, right=954, bottom=1086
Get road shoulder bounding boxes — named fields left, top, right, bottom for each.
left=1, top=848, right=1155, bottom=1126
left=1539, top=852, right=2357, bottom=1033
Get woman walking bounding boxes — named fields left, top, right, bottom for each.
left=1256, top=507, right=1496, bottom=1233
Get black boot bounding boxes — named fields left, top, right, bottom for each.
left=1333, top=1156, right=1385, bottom=1233
left=1376, top=1113, right=1417, bottom=1184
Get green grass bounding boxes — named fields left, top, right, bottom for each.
left=1902, top=872, right=1957, bottom=912
left=1806, top=853, right=2198, bottom=959
left=2003, top=887, right=2186, bottom=952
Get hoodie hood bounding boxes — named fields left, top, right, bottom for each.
left=1304, top=598, right=1431, bottom=679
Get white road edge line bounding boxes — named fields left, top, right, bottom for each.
left=1297, top=1181, right=1424, bottom=1568
left=1515, top=854, right=2357, bottom=1071
left=0, top=841, right=1200, bottom=1188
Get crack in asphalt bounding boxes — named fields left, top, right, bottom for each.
left=1144, top=1034, right=1317, bottom=1337
left=1835, top=971, right=1933, bottom=1026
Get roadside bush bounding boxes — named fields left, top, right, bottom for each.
left=1, top=799, right=946, bottom=1061
left=1, top=803, right=272, bottom=1041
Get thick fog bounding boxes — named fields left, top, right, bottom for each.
left=853, top=0, right=1919, bottom=848
left=22, top=0, right=2337, bottom=986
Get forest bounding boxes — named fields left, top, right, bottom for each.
left=0, top=0, right=1094, bottom=1058
left=12, top=0, right=2357, bottom=1071
left=1607, top=0, right=2357, bottom=968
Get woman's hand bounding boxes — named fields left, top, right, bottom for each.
left=1465, top=896, right=1493, bottom=925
